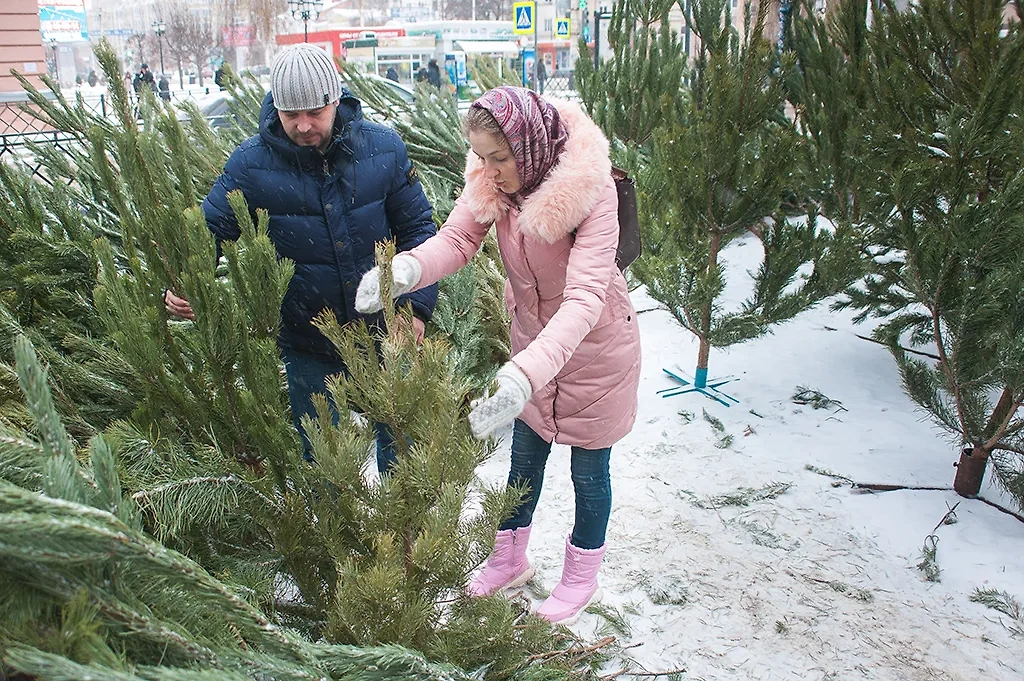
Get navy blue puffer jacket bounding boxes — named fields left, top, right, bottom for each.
left=202, top=91, right=438, bottom=358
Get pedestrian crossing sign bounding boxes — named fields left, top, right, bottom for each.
left=513, top=1, right=535, bottom=35
left=556, top=18, right=571, bottom=39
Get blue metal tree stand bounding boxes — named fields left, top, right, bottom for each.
left=657, top=366, right=740, bottom=407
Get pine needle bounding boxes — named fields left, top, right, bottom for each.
left=970, top=588, right=1023, bottom=622
left=587, top=602, right=634, bottom=638
left=804, top=464, right=853, bottom=487
left=917, top=536, right=941, bottom=583
left=792, top=386, right=847, bottom=412
left=693, top=482, right=792, bottom=509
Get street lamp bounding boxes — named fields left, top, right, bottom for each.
left=49, top=38, right=59, bottom=83
left=287, top=0, right=324, bottom=43
left=152, top=20, right=166, bottom=76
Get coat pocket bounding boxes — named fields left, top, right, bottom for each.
left=503, top=278, right=515, bottom=317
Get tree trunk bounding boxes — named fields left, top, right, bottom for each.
left=953, top=445, right=988, bottom=497
left=695, top=231, right=721, bottom=389
left=983, top=386, right=1015, bottom=440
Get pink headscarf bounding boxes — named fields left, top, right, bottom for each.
left=470, top=86, right=568, bottom=198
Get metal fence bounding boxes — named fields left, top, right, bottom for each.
left=0, top=86, right=226, bottom=134
left=0, top=86, right=228, bottom=183
left=534, top=71, right=578, bottom=99
left=0, top=129, right=83, bottom=185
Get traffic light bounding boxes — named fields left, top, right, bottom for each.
left=579, top=0, right=587, bottom=10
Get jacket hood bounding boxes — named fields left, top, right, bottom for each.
left=460, top=98, right=612, bottom=243
left=258, top=90, right=362, bottom=164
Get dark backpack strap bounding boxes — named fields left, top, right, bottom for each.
left=612, top=167, right=642, bottom=271
left=569, top=167, right=643, bottom=271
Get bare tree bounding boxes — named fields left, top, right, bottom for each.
left=440, top=0, right=510, bottom=20
left=125, top=32, right=148, bottom=68
left=167, top=5, right=216, bottom=86
left=164, top=3, right=196, bottom=88
left=215, top=0, right=286, bottom=43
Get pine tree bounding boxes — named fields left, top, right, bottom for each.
left=339, top=62, right=467, bottom=196
left=575, top=0, right=687, bottom=149
left=0, top=162, right=139, bottom=439
left=785, top=0, right=873, bottom=226
left=834, top=0, right=1024, bottom=500
left=0, top=42, right=237, bottom=440
left=13, top=43, right=299, bottom=464
left=467, top=54, right=523, bottom=91
left=0, top=336, right=496, bottom=681
left=631, top=0, right=857, bottom=402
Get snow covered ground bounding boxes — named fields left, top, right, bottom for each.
left=474, top=234, right=1024, bottom=680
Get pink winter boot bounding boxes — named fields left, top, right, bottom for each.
left=535, top=535, right=606, bottom=625
left=468, top=525, right=535, bottom=597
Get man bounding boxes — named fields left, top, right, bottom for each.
left=157, top=74, right=171, bottom=101
left=165, top=44, right=438, bottom=470
left=426, top=59, right=442, bottom=89
left=133, top=63, right=157, bottom=95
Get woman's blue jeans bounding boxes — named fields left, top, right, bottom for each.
left=280, top=347, right=397, bottom=473
left=499, top=419, right=612, bottom=550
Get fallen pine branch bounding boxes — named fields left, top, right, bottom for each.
left=627, top=669, right=688, bottom=678
left=526, top=635, right=616, bottom=663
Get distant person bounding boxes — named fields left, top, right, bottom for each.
left=214, top=65, right=226, bottom=89
left=133, top=63, right=157, bottom=95
left=536, top=59, right=547, bottom=95
left=385, top=66, right=399, bottom=82
left=158, top=74, right=171, bottom=101
left=87, top=69, right=98, bottom=87
left=415, top=66, right=428, bottom=83
left=426, top=59, right=441, bottom=89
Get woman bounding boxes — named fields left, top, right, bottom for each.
left=355, top=86, right=642, bottom=625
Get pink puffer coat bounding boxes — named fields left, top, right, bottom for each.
left=409, top=99, right=641, bottom=449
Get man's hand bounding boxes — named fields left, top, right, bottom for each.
left=468, top=362, right=532, bottom=439
left=164, top=289, right=195, bottom=320
left=394, top=315, right=427, bottom=345
left=355, top=253, right=422, bottom=314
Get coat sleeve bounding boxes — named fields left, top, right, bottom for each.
left=512, top=175, right=620, bottom=392
left=406, top=198, right=493, bottom=288
left=201, top=145, right=249, bottom=243
left=385, top=136, right=439, bottom=321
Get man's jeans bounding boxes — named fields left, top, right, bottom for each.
left=499, top=419, right=612, bottom=550
left=280, top=347, right=397, bottom=473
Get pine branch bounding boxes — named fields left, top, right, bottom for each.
left=984, top=391, right=1024, bottom=452
left=0, top=481, right=297, bottom=655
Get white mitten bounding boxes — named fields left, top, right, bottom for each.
left=468, top=362, right=533, bottom=439
left=354, top=253, right=423, bottom=314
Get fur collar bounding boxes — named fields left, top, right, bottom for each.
left=460, top=99, right=612, bottom=243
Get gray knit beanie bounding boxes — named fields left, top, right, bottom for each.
left=271, top=44, right=342, bottom=111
